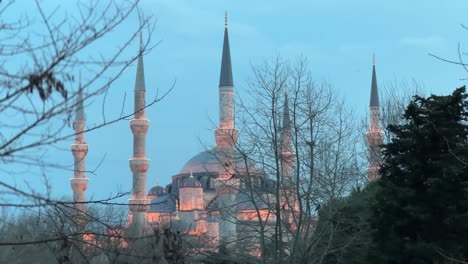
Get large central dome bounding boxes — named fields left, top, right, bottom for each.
left=179, top=147, right=260, bottom=176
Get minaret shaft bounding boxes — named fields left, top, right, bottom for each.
left=219, top=87, right=234, bottom=129
left=281, top=93, right=294, bottom=180
left=70, top=87, right=88, bottom=215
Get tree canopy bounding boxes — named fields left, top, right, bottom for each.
left=371, top=86, right=468, bottom=263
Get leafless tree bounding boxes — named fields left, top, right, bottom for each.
left=0, top=1, right=185, bottom=263
left=203, top=55, right=364, bottom=264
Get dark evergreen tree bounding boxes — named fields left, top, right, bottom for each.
left=370, top=87, right=468, bottom=263
left=314, top=183, right=378, bottom=264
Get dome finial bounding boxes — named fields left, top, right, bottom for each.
left=225, top=11, right=228, bottom=28
left=156, top=179, right=160, bottom=186
left=189, top=170, right=193, bottom=178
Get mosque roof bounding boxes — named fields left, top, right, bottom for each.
left=148, top=195, right=176, bottom=213
left=178, top=147, right=261, bottom=176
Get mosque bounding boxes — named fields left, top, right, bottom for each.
left=69, top=14, right=383, bottom=251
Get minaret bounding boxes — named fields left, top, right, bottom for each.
left=366, top=55, right=384, bottom=181
left=70, top=77, right=88, bottom=215
left=215, top=12, right=238, bottom=149
left=281, top=88, right=294, bottom=181
left=280, top=88, right=299, bottom=223
left=215, top=12, right=239, bottom=248
left=128, top=34, right=150, bottom=234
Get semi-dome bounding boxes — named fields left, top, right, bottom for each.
left=180, top=177, right=202, bottom=188
left=179, top=147, right=261, bottom=175
left=148, top=185, right=166, bottom=196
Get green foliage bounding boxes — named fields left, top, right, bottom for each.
left=371, top=87, right=468, bottom=263
left=314, top=183, right=379, bottom=264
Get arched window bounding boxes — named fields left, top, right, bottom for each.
left=201, top=176, right=209, bottom=190
left=209, top=178, right=215, bottom=190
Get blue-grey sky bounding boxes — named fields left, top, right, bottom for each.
left=7, top=0, right=468, bottom=202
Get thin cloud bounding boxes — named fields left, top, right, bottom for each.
left=400, top=35, right=446, bottom=50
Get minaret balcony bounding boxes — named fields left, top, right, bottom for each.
left=219, top=86, right=234, bottom=93
left=366, top=131, right=384, bottom=146
left=70, top=178, right=88, bottom=192
left=367, top=166, right=380, bottom=181
left=129, top=158, right=150, bottom=173
left=215, top=128, right=238, bottom=147
left=129, top=198, right=150, bottom=212
left=281, top=151, right=295, bottom=161
left=130, top=119, right=149, bottom=135
left=71, top=143, right=88, bottom=158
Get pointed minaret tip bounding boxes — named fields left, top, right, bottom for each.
left=370, top=54, right=380, bottom=107
left=75, top=73, right=85, bottom=121
left=219, top=12, right=233, bottom=87
left=283, top=88, right=291, bottom=131
left=135, top=33, right=146, bottom=91
left=373, top=53, right=376, bottom=66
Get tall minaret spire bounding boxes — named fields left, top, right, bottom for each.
left=70, top=75, right=89, bottom=216
left=215, top=12, right=239, bottom=249
left=366, top=55, right=384, bottom=181
left=216, top=11, right=237, bottom=147
left=281, top=87, right=294, bottom=181
left=129, top=33, right=150, bottom=234
left=280, top=86, right=299, bottom=224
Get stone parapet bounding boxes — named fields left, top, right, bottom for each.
left=129, top=158, right=150, bottom=173
left=366, top=130, right=384, bottom=146
left=219, top=86, right=233, bottom=93
left=70, top=178, right=89, bottom=192
left=71, top=143, right=88, bottom=158
left=281, top=151, right=295, bottom=163
left=215, top=128, right=238, bottom=147
left=130, top=119, right=150, bottom=135
left=367, top=166, right=380, bottom=181
left=129, top=199, right=150, bottom=212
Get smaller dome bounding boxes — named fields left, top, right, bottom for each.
left=180, top=177, right=202, bottom=188
left=148, top=185, right=166, bottom=196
